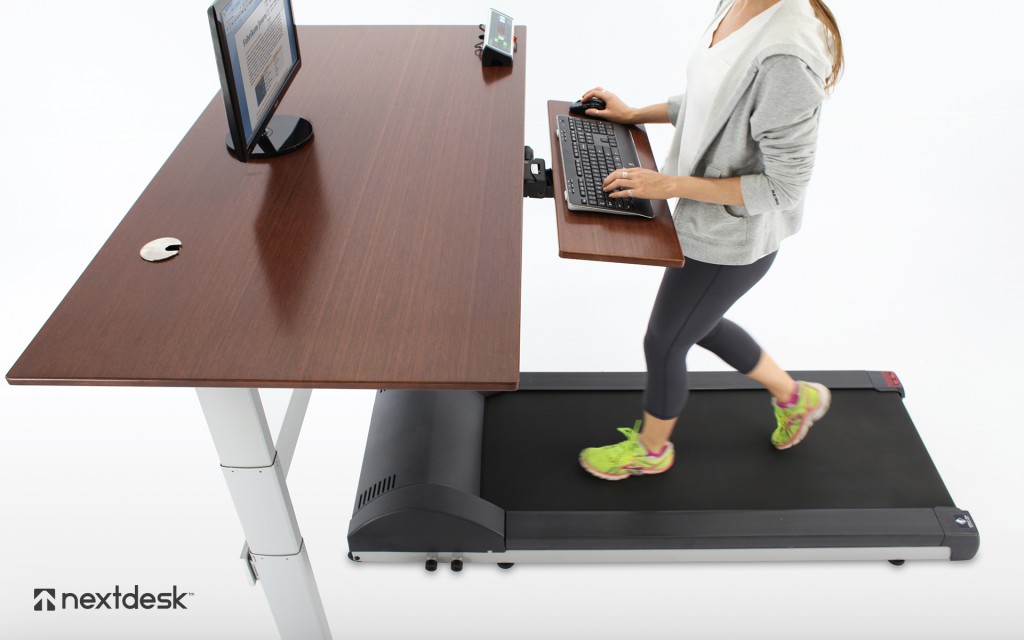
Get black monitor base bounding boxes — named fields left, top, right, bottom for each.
left=227, top=115, right=313, bottom=160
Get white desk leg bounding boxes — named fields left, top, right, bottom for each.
left=196, top=388, right=332, bottom=640
left=240, top=388, right=313, bottom=582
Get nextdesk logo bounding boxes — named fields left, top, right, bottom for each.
left=33, top=585, right=192, bottom=611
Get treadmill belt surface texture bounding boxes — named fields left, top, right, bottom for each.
left=347, top=372, right=978, bottom=568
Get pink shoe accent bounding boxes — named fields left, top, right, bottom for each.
left=645, top=444, right=670, bottom=458
left=776, top=384, right=801, bottom=408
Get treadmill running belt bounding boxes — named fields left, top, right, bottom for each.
left=480, top=389, right=955, bottom=512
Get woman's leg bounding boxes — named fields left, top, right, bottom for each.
left=695, top=320, right=795, bottom=403
left=638, top=253, right=777, bottom=451
left=697, top=315, right=830, bottom=450
left=746, top=350, right=797, bottom=403
left=637, top=411, right=677, bottom=456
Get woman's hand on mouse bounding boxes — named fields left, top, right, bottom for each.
left=603, top=167, right=680, bottom=201
left=582, top=87, right=635, bottom=124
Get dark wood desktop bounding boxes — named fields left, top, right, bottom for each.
left=8, top=26, right=525, bottom=392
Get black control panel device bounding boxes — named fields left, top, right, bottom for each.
left=481, top=9, right=514, bottom=66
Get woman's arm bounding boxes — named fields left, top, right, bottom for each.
left=603, top=170, right=745, bottom=206
left=581, top=87, right=671, bottom=124
left=605, top=57, right=826, bottom=209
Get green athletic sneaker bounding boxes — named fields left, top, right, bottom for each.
left=579, top=420, right=675, bottom=480
left=771, top=381, right=831, bottom=449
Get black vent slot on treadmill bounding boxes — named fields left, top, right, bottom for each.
left=356, top=475, right=397, bottom=510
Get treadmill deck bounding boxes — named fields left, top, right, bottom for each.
left=480, top=387, right=955, bottom=512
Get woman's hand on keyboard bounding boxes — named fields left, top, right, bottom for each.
left=582, top=87, right=636, bottom=124
left=603, top=167, right=680, bottom=201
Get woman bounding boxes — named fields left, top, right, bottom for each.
left=579, top=0, right=844, bottom=480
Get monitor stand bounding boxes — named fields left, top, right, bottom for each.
left=227, top=115, right=314, bottom=159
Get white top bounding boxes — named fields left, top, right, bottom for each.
left=677, top=1, right=784, bottom=177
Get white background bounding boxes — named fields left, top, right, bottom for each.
left=2, top=1, right=1022, bottom=638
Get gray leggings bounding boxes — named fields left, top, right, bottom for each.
left=643, top=252, right=777, bottom=419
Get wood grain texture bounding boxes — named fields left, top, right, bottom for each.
left=8, top=26, right=526, bottom=390
left=547, top=100, right=684, bottom=268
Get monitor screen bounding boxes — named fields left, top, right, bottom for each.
left=209, top=0, right=311, bottom=161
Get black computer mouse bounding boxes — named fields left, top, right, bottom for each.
left=569, top=98, right=606, bottom=116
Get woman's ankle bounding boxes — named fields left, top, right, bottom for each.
left=774, top=382, right=800, bottom=407
left=638, top=432, right=669, bottom=456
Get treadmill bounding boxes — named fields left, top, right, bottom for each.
left=347, top=371, right=978, bottom=570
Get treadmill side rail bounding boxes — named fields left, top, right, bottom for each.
left=516, top=371, right=908, bottom=394
left=353, top=546, right=952, bottom=565
left=505, top=508, right=977, bottom=561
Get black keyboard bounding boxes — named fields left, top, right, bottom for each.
left=556, top=115, right=654, bottom=219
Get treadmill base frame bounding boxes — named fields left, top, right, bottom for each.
left=350, top=546, right=951, bottom=565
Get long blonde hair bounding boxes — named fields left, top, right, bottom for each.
left=809, top=0, right=844, bottom=93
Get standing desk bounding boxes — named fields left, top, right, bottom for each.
left=7, top=25, right=527, bottom=640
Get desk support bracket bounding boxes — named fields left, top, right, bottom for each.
left=524, top=146, right=554, bottom=199
left=197, top=388, right=332, bottom=640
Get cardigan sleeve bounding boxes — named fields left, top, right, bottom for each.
left=739, top=55, right=825, bottom=215
left=667, top=93, right=686, bottom=126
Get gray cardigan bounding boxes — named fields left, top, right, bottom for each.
left=665, top=0, right=834, bottom=265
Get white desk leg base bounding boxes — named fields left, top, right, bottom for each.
left=196, top=388, right=332, bottom=640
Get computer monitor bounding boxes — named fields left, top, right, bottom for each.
left=208, top=0, right=313, bottom=162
